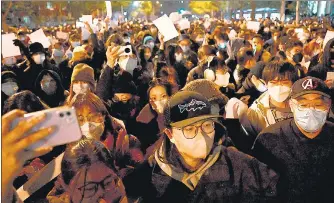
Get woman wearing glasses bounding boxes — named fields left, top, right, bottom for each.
left=50, top=139, right=128, bottom=203
left=123, top=91, right=279, bottom=202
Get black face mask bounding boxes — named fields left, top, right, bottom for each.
left=293, top=53, right=303, bottom=63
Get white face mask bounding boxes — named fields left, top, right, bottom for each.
left=4, top=57, right=17, bottom=66
left=124, top=38, right=131, bottom=43
left=151, top=99, right=168, bottom=114
left=175, top=53, right=183, bottom=62
left=40, top=75, right=57, bottom=95
left=32, top=54, right=46, bottom=65
left=204, top=69, right=215, bottom=82
left=180, top=45, right=190, bottom=53
left=2, top=82, right=19, bottom=96
left=73, top=83, right=90, bottom=95
left=118, top=57, right=137, bottom=75
left=293, top=107, right=328, bottom=133
left=80, top=122, right=105, bottom=140
left=215, top=72, right=230, bottom=87
left=71, top=41, right=81, bottom=48
left=147, top=42, right=155, bottom=50
left=268, top=85, right=291, bottom=102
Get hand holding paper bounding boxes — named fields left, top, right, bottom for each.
left=153, top=14, right=179, bottom=42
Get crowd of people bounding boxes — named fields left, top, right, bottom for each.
left=1, top=14, right=334, bottom=203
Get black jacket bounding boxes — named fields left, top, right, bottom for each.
left=252, top=119, right=334, bottom=203
left=123, top=146, right=279, bottom=203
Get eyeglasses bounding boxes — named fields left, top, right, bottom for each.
left=174, top=119, right=215, bottom=139
left=292, top=100, right=330, bottom=112
left=77, top=174, right=117, bottom=198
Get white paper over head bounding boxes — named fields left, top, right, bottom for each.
left=105, top=1, right=112, bottom=17
left=178, top=19, right=190, bottom=31
left=29, top=29, right=51, bottom=48
left=82, top=15, right=93, bottom=25
left=327, top=72, right=334, bottom=81
left=246, top=21, right=260, bottom=32
left=56, top=31, right=69, bottom=40
left=169, top=12, right=182, bottom=24
left=1, top=33, right=21, bottom=58
left=76, top=21, right=84, bottom=28
left=81, top=27, right=91, bottom=40
left=323, top=31, right=334, bottom=50
left=153, top=14, right=179, bottom=42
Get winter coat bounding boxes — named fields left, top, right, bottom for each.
left=123, top=143, right=279, bottom=203
left=239, top=92, right=294, bottom=150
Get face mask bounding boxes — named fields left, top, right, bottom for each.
left=255, top=83, right=268, bottom=92
left=175, top=53, right=183, bottom=62
left=73, top=83, right=90, bottom=95
left=124, top=38, right=131, bottom=43
left=71, top=41, right=81, bottom=48
left=52, top=49, right=64, bottom=58
left=204, top=69, right=215, bottom=81
left=41, top=76, right=57, bottom=95
left=180, top=45, right=190, bottom=53
left=293, top=108, right=327, bottom=133
left=215, top=72, right=230, bottom=87
left=147, top=42, right=155, bottom=50
left=118, top=57, right=137, bottom=75
left=32, top=54, right=46, bottom=65
left=195, top=37, right=204, bottom=44
left=264, top=27, right=270, bottom=33
left=4, top=57, right=17, bottom=66
left=293, top=53, right=303, bottom=63
left=2, top=82, right=18, bottom=96
left=218, top=42, right=227, bottom=49
left=20, top=36, right=26, bottom=41
left=151, top=99, right=168, bottom=114
left=80, top=122, right=105, bottom=140
left=268, top=85, right=291, bottom=102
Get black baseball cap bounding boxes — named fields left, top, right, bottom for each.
left=291, top=76, right=331, bottom=99
left=164, top=91, right=222, bottom=128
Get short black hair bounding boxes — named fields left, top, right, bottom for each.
left=262, top=61, right=299, bottom=83
left=215, top=33, right=229, bottom=42
left=285, top=39, right=303, bottom=51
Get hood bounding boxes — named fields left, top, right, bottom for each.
left=1, top=71, right=19, bottom=85
left=323, top=38, right=334, bottom=68
left=34, top=69, right=65, bottom=106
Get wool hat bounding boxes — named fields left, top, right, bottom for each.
left=164, top=91, right=222, bottom=128
left=143, top=35, right=154, bottom=45
left=71, top=63, right=95, bottom=91
left=182, top=79, right=229, bottom=107
left=72, top=46, right=88, bottom=62
left=29, top=42, right=45, bottom=55
left=113, top=78, right=137, bottom=95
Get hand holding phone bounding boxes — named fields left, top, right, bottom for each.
left=10, top=107, right=83, bottom=150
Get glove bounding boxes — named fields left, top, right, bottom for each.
left=13, top=39, right=24, bottom=48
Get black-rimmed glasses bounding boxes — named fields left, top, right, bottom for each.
left=77, top=174, right=116, bottom=198
left=174, top=119, right=215, bottom=139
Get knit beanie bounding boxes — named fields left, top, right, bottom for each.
left=113, top=79, right=137, bottom=95
left=182, top=79, right=229, bottom=106
left=72, top=46, right=88, bottom=62
left=71, top=63, right=95, bottom=91
left=143, top=35, right=154, bottom=45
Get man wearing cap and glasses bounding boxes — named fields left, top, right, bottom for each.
left=123, top=91, right=279, bottom=202
left=252, top=76, right=334, bottom=202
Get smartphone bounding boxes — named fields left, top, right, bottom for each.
left=119, top=45, right=132, bottom=56
left=10, top=107, right=82, bottom=150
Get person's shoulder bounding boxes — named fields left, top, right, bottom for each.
left=221, top=146, right=255, bottom=163
left=258, top=119, right=293, bottom=140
